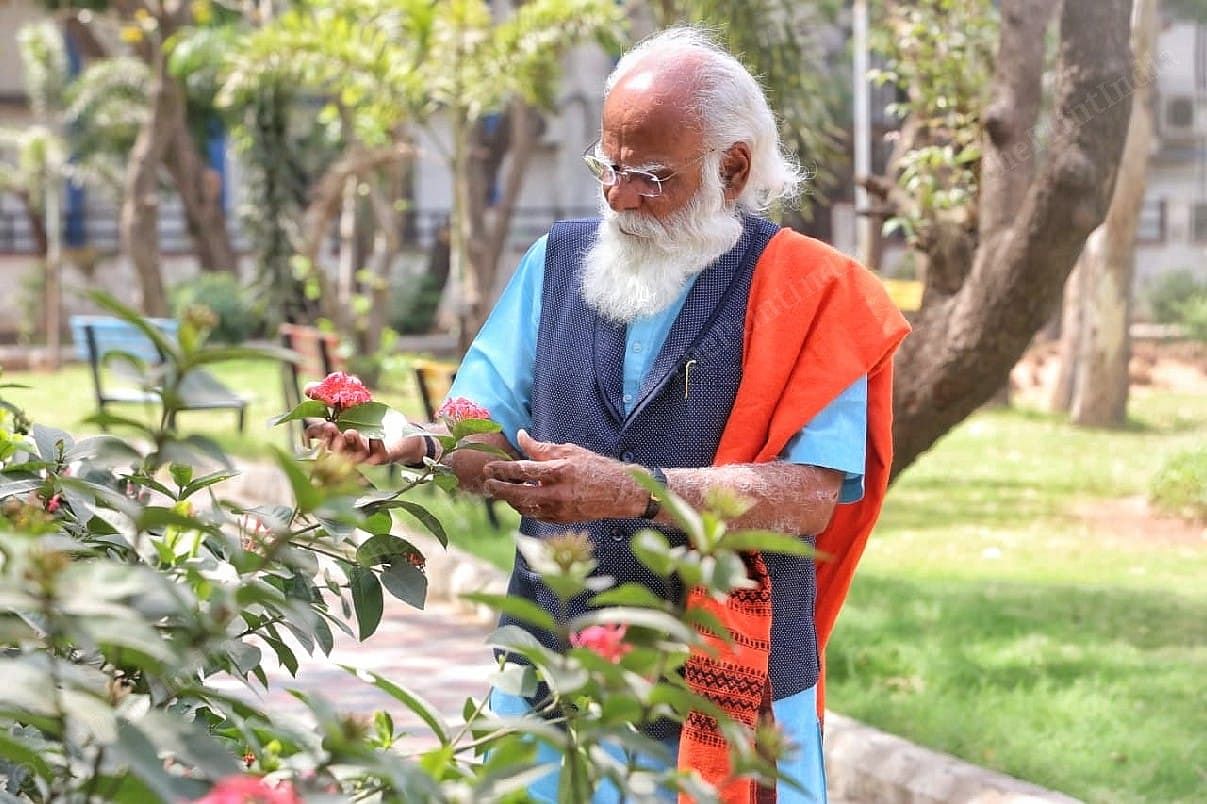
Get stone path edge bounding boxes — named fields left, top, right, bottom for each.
left=228, top=461, right=1082, bottom=804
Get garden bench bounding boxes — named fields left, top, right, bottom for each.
left=70, top=316, right=249, bottom=432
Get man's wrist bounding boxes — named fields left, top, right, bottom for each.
left=398, top=434, right=437, bottom=467
left=641, top=466, right=668, bottom=519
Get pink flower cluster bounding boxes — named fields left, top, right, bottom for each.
left=570, top=624, right=632, bottom=663
left=305, top=372, right=372, bottom=410
left=193, top=775, right=300, bottom=804
left=436, top=396, right=492, bottom=425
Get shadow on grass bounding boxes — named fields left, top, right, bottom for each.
left=880, top=478, right=1065, bottom=531
left=827, top=573, right=1206, bottom=802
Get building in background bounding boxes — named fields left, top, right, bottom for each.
left=1138, top=18, right=1207, bottom=302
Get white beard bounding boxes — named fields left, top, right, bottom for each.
left=580, top=156, right=745, bottom=324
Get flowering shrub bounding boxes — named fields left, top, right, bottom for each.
left=569, top=624, right=633, bottom=664
left=0, top=293, right=805, bottom=801
left=436, top=397, right=492, bottom=427
left=193, top=776, right=301, bottom=804
left=304, top=371, right=373, bottom=411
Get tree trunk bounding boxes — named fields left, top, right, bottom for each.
left=120, top=37, right=174, bottom=317
left=163, top=102, right=239, bottom=272
left=891, top=0, right=1134, bottom=480
left=1068, top=0, right=1158, bottom=427
left=458, top=101, right=541, bottom=350
left=1051, top=258, right=1084, bottom=411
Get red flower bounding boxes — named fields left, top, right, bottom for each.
left=570, top=624, right=633, bottom=663
left=436, top=396, right=491, bottom=425
left=193, top=775, right=300, bottom=804
left=45, top=494, right=62, bottom=514
left=306, top=372, right=372, bottom=410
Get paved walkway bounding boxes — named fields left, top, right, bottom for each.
left=209, top=597, right=497, bottom=753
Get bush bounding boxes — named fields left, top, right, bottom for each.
left=1150, top=449, right=1207, bottom=521
left=1176, top=295, right=1207, bottom=343
left=0, top=292, right=786, bottom=802
left=1143, top=269, right=1207, bottom=326
left=171, top=272, right=263, bottom=344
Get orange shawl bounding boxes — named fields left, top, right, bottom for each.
left=678, top=229, right=910, bottom=802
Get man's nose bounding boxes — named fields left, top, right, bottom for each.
left=605, top=178, right=644, bottom=212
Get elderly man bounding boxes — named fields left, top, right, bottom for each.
left=312, top=27, right=908, bottom=804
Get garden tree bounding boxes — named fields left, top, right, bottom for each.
left=865, top=0, right=998, bottom=285
left=220, top=0, right=624, bottom=353
left=0, top=22, right=142, bottom=358
left=648, top=0, right=846, bottom=228
left=1053, top=0, right=1159, bottom=427
left=867, top=0, right=1135, bottom=477
left=42, top=4, right=240, bottom=289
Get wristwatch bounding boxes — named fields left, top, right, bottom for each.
left=642, top=466, right=668, bottom=519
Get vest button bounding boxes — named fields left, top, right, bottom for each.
left=610, top=527, right=625, bottom=542
left=620, top=450, right=635, bottom=462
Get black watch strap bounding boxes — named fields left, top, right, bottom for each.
left=642, top=466, right=668, bottom=519
left=404, top=434, right=439, bottom=468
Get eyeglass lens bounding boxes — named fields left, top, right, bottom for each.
left=584, top=154, right=663, bottom=197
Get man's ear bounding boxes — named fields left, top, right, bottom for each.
left=721, top=141, right=752, bottom=202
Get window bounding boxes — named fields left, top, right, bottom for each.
left=1192, top=202, right=1207, bottom=244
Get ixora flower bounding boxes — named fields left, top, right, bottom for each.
left=436, top=396, right=492, bottom=426
left=192, top=775, right=300, bottom=804
left=570, top=623, right=633, bottom=664
left=305, top=371, right=373, bottom=412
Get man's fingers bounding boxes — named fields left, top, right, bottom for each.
left=305, top=421, right=339, bottom=445
left=485, top=459, right=563, bottom=484
left=517, top=429, right=573, bottom=461
left=484, top=478, right=554, bottom=513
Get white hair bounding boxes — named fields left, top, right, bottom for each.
left=604, top=26, right=804, bottom=213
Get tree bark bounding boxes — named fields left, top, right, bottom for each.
left=297, top=141, right=412, bottom=331
left=456, top=101, right=541, bottom=351
left=1051, top=259, right=1083, bottom=411
left=891, top=0, right=1134, bottom=479
left=163, top=102, right=240, bottom=272
left=1068, top=0, right=1158, bottom=427
left=119, top=36, right=174, bottom=317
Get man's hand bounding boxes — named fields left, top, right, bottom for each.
left=482, top=430, right=648, bottom=523
left=304, top=419, right=425, bottom=466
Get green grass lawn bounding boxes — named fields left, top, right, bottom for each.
left=827, top=388, right=1207, bottom=803
left=1, top=358, right=429, bottom=460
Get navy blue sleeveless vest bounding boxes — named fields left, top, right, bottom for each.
left=499, top=215, right=820, bottom=708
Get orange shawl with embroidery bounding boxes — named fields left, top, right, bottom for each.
left=678, top=229, right=910, bottom=802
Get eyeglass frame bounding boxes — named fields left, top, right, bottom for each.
left=582, top=138, right=720, bottom=198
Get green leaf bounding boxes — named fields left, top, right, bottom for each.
left=451, top=418, right=503, bottom=440
left=348, top=565, right=383, bottom=639
left=136, top=506, right=216, bottom=535
left=0, top=729, right=52, bottom=779
left=486, top=662, right=538, bottom=698
left=87, top=290, right=180, bottom=364
left=356, top=533, right=418, bottom=565
left=380, top=561, right=427, bottom=609
left=384, top=500, right=448, bottom=546
left=361, top=510, right=393, bottom=536
left=169, top=463, right=193, bottom=487
left=79, top=412, right=155, bottom=437
left=589, top=583, right=672, bottom=610
left=568, top=608, right=696, bottom=644
left=186, top=343, right=300, bottom=367
left=335, top=400, right=390, bottom=439
left=270, top=446, right=321, bottom=513
left=181, top=469, right=239, bottom=499
left=340, top=666, right=450, bottom=746
left=270, top=399, right=328, bottom=428
left=462, top=592, right=557, bottom=633
left=263, top=634, right=300, bottom=676
left=719, top=530, right=816, bottom=557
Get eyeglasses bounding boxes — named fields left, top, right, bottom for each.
left=582, top=139, right=717, bottom=198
